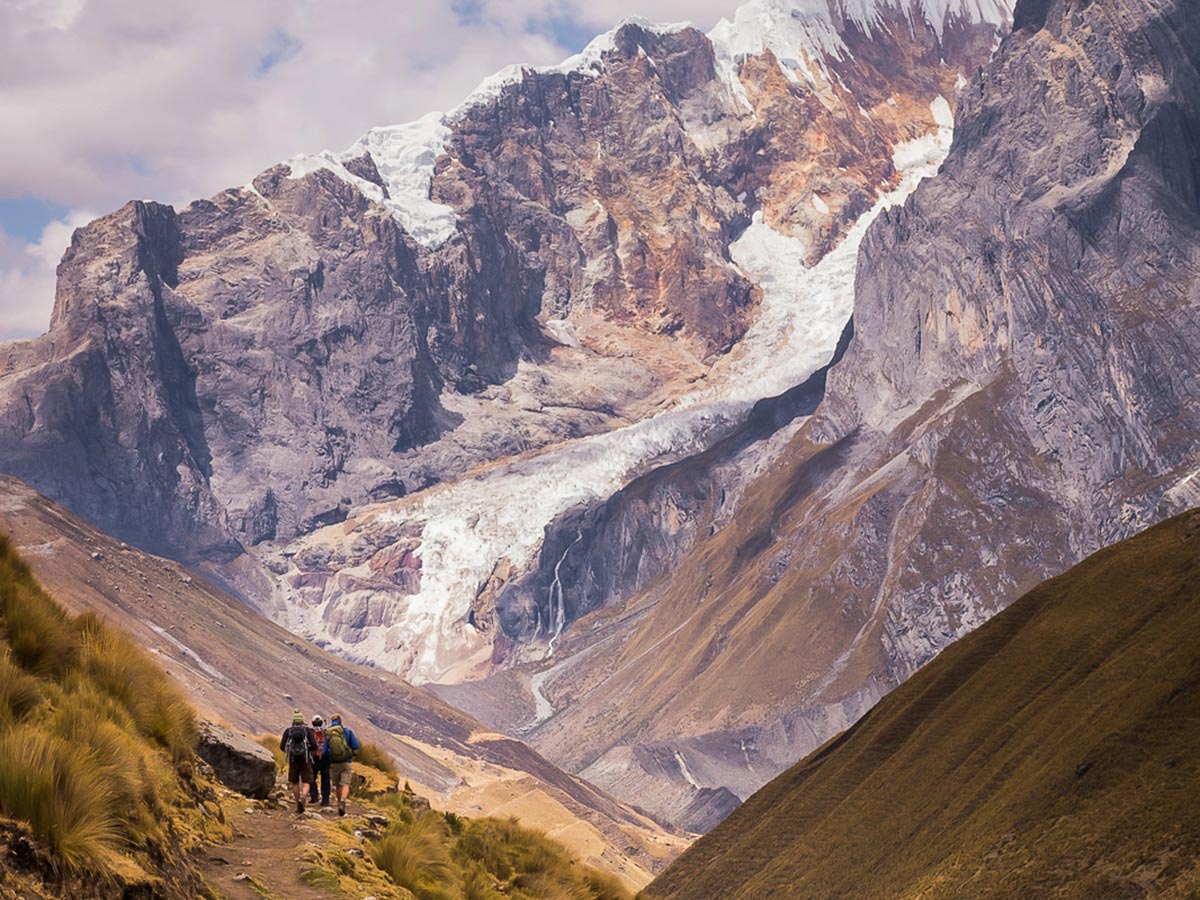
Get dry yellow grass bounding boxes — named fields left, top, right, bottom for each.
left=356, top=740, right=399, bottom=775
left=0, top=535, right=225, bottom=889
left=358, top=794, right=633, bottom=900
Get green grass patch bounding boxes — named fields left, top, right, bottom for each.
left=301, top=865, right=342, bottom=889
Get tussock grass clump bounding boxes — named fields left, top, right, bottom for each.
left=0, top=552, right=75, bottom=678
left=72, top=613, right=197, bottom=759
left=0, top=535, right=212, bottom=881
left=0, top=729, right=119, bottom=870
left=368, top=795, right=633, bottom=900
left=371, top=810, right=460, bottom=899
left=256, top=733, right=287, bottom=771
left=0, top=647, right=42, bottom=726
left=355, top=740, right=397, bottom=775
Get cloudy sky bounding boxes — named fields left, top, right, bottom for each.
left=0, top=0, right=738, bottom=340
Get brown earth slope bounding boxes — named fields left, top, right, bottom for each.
left=647, top=508, right=1200, bottom=900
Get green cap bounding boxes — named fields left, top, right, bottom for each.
left=292, top=709, right=303, bottom=724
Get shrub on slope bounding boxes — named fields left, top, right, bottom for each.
left=365, top=793, right=631, bottom=900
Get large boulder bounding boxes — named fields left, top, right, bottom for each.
left=196, top=721, right=277, bottom=799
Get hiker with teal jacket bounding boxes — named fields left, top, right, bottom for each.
left=326, top=713, right=360, bottom=817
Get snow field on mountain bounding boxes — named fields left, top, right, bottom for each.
left=284, top=112, right=457, bottom=248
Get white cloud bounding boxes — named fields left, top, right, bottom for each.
left=0, top=209, right=95, bottom=340
left=0, top=0, right=740, bottom=339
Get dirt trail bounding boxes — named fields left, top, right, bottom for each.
left=201, top=799, right=356, bottom=900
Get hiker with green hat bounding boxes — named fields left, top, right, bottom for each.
left=280, top=709, right=319, bottom=814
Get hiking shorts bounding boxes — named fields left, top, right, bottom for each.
left=287, top=758, right=315, bottom=785
left=331, top=761, right=354, bottom=788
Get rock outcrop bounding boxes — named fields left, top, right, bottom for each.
left=197, top=721, right=277, bottom=799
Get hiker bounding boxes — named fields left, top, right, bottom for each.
left=279, top=710, right=319, bottom=814
left=326, top=713, right=360, bottom=817
left=309, top=715, right=332, bottom=807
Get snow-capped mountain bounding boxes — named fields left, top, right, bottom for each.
left=0, top=0, right=1024, bottom=831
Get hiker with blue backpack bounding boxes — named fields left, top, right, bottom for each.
left=309, top=715, right=332, bottom=808
left=326, top=713, right=360, bottom=816
left=280, top=710, right=319, bottom=814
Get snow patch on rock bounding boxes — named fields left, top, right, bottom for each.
left=708, top=0, right=1014, bottom=93
left=893, top=95, right=955, bottom=171
left=277, top=2, right=991, bottom=252
left=453, top=17, right=691, bottom=116
left=284, top=112, right=457, bottom=249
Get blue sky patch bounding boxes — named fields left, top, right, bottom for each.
left=0, top=196, right=69, bottom=243
left=451, top=0, right=484, bottom=25
left=257, top=29, right=302, bottom=76
left=533, top=14, right=600, bottom=53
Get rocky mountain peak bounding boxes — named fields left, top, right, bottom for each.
left=710, top=0, right=1014, bottom=74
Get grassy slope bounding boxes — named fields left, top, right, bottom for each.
left=0, top=535, right=230, bottom=899
left=647, top=509, right=1200, bottom=900
left=206, top=765, right=633, bottom=900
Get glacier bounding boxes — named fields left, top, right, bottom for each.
left=288, top=95, right=958, bottom=685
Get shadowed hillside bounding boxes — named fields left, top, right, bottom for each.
left=647, top=509, right=1200, bottom=899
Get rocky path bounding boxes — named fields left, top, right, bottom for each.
left=201, top=798, right=365, bottom=900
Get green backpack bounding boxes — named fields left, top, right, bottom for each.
left=327, top=724, right=352, bottom=763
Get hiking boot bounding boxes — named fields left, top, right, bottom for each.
left=338, top=801, right=346, bottom=817
left=296, top=800, right=305, bottom=814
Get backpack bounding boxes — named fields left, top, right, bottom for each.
left=284, top=725, right=310, bottom=762
left=327, top=725, right=352, bottom=763
left=313, top=728, right=327, bottom=757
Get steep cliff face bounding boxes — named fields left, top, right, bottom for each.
left=262, top=0, right=1007, bottom=681
left=0, top=202, right=235, bottom=561
left=814, top=0, right=1200, bottom=668
left=500, top=0, right=1200, bottom=832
